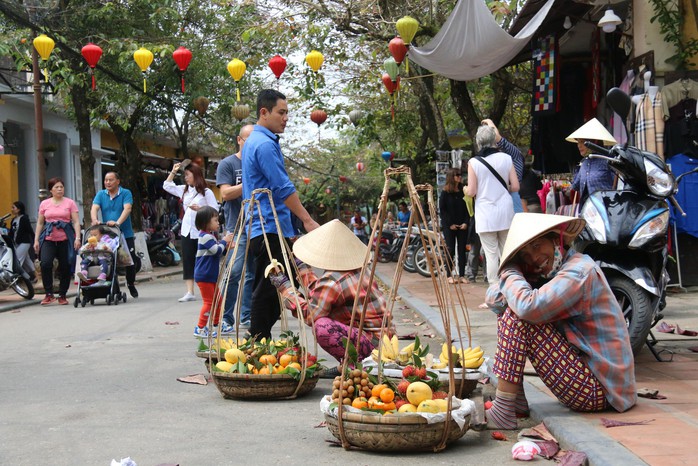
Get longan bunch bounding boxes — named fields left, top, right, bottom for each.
left=330, top=369, right=373, bottom=405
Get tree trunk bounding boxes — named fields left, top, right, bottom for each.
left=70, top=66, right=96, bottom=225
left=108, top=122, right=144, bottom=232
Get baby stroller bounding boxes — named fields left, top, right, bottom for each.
left=74, top=224, right=129, bottom=307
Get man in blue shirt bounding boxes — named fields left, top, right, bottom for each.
left=217, top=124, right=255, bottom=331
left=90, top=171, right=139, bottom=297
left=242, top=89, right=320, bottom=339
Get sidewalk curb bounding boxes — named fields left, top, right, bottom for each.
left=0, top=269, right=181, bottom=314
left=376, top=269, right=646, bottom=466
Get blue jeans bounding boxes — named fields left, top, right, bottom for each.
left=222, top=229, right=254, bottom=325
left=511, top=192, right=524, bottom=213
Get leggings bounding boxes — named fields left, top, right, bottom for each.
left=493, top=309, right=608, bottom=412
left=314, top=317, right=375, bottom=363
left=181, top=235, right=198, bottom=280
left=196, top=281, right=220, bottom=328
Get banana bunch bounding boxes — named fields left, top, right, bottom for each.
left=370, top=335, right=400, bottom=363
left=438, top=343, right=484, bottom=369
left=210, top=337, right=245, bottom=352
left=395, top=342, right=415, bottom=364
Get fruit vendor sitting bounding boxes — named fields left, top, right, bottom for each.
left=267, top=219, right=395, bottom=378
left=483, top=213, right=636, bottom=429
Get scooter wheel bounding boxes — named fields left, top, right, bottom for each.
left=74, top=297, right=79, bottom=308
left=81, top=298, right=87, bottom=308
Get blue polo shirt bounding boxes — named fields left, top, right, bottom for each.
left=242, top=125, right=296, bottom=239
left=93, top=187, right=134, bottom=238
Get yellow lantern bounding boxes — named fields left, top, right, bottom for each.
left=305, top=50, right=324, bottom=91
left=305, top=50, right=324, bottom=72
left=33, top=34, right=55, bottom=83
left=133, top=47, right=154, bottom=93
left=227, top=59, right=247, bottom=102
left=396, top=16, right=419, bottom=72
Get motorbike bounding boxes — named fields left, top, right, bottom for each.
left=574, top=87, right=698, bottom=356
left=377, top=226, right=422, bottom=273
left=0, top=214, right=35, bottom=300
left=146, top=221, right=181, bottom=267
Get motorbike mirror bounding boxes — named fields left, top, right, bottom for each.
left=606, top=87, right=631, bottom=122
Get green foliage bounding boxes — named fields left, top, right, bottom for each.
left=649, top=0, right=698, bottom=69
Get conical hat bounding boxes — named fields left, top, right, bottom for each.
left=498, top=213, right=586, bottom=274
left=565, top=118, right=617, bottom=146
left=293, top=219, right=368, bottom=271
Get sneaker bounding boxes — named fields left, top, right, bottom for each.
left=239, top=319, right=251, bottom=328
left=128, top=284, right=139, bottom=298
left=77, top=271, right=89, bottom=282
left=178, top=292, right=196, bottom=302
left=319, top=366, right=341, bottom=379
left=193, top=326, right=216, bottom=338
left=220, top=322, right=234, bottom=335
left=57, top=296, right=69, bottom=305
left=40, top=295, right=56, bottom=305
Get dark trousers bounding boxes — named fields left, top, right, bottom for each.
left=443, top=228, right=468, bottom=277
left=124, top=236, right=136, bottom=286
left=181, top=235, right=198, bottom=280
left=249, top=234, right=292, bottom=339
left=40, top=240, right=72, bottom=297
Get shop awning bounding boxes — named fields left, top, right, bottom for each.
left=408, top=0, right=555, bottom=81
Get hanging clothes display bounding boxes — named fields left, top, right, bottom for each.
left=613, top=70, right=634, bottom=145
left=634, top=89, right=665, bottom=160
left=661, top=79, right=698, bottom=159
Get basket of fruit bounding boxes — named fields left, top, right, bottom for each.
left=433, top=343, right=485, bottom=399
left=322, top=340, right=473, bottom=452
left=209, top=332, right=321, bottom=400
left=322, top=377, right=472, bottom=451
left=195, top=337, right=245, bottom=367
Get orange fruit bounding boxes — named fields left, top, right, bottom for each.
left=352, top=397, right=368, bottom=409
left=379, top=388, right=395, bottom=403
left=288, top=362, right=302, bottom=370
left=259, top=354, right=277, bottom=366
left=279, top=354, right=293, bottom=367
left=371, top=384, right=388, bottom=397
left=258, top=366, right=271, bottom=375
left=382, top=401, right=396, bottom=411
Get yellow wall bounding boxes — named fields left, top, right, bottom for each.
left=0, top=154, right=19, bottom=219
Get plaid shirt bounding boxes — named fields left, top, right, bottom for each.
left=275, top=265, right=394, bottom=342
left=486, top=250, right=637, bottom=412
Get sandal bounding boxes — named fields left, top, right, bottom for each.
left=447, top=277, right=455, bottom=284
left=460, top=277, right=470, bottom=284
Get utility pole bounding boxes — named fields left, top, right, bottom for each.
left=32, top=41, right=47, bottom=199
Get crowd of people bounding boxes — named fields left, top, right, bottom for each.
left=15, top=92, right=637, bottom=426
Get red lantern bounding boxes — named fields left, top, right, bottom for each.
left=356, top=162, right=365, bottom=172
left=325, top=187, right=332, bottom=194
left=172, top=46, right=193, bottom=93
left=268, top=55, right=287, bottom=80
left=303, top=177, right=310, bottom=185
left=81, top=43, right=102, bottom=90
left=339, top=175, right=347, bottom=183
left=382, top=74, right=401, bottom=94
left=310, top=109, right=328, bottom=126
left=389, top=37, right=407, bottom=66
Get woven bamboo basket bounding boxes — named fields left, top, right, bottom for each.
left=211, top=371, right=319, bottom=400
left=447, top=377, right=479, bottom=399
left=324, top=411, right=470, bottom=451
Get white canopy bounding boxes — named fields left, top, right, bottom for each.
left=408, top=0, right=555, bottom=81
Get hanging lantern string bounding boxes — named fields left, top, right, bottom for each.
left=180, top=71, right=185, bottom=93
left=142, top=72, right=147, bottom=93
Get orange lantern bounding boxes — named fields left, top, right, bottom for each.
left=303, top=177, right=310, bottom=185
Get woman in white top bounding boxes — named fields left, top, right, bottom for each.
left=464, top=125, right=519, bottom=285
left=164, top=162, right=219, bottom=302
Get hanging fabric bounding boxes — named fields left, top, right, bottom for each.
left=408, top=0, right=555, bottom=81
left=532, top=35, right=559, bottom=115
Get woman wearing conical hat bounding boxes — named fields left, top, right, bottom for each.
left=267, top=220, right=395, bottom=378
left=567, top=118, right=617, bottom=206
left=482, top=213, right=636, bottom=429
